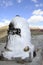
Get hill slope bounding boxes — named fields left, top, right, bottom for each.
left=0, top=26, right=43, bottom=39
left=0, top=26, right=8, bottom=38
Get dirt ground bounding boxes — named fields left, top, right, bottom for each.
left=0, top=35, right=43, bottom=65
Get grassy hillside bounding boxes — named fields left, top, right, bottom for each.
left=0, top=26, right=43, bottom=43
left=0, top=26, right=8, bottom=38
left=0, top=26, right=43, bottom=37
left=31, top=28, right=43, bottom=35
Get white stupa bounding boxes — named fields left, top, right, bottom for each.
left=1, top=15, right=36, bottom=61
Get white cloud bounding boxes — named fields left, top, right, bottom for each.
left=27, top=9, right=43, bottom=28
left=0, top=19, right=10, bottom=27
left=35, top=3, right=43, bottom=7
left=0, top=0, right=13, bottom=8
left=16, top=0, right=22, bottom=3
left=29, top=25, right=43, bottom=29
left=31, top=0, right=38, bottom=3
left=33, top=9, right=43, bottom=15
left=28, top=15, right=43, bottom=22
left=35, top=4, right=38, bottom=7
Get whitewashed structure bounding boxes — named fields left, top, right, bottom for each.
left=1, top=16, right=36, bottom=61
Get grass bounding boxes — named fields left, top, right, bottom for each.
left=0, top=26, right=43, bottom=43
left=0, top=26, right=8, bottom=39
left=31, top=29, right=43, bottom=35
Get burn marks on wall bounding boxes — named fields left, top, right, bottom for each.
left=8, top=22, right=21, bottom=36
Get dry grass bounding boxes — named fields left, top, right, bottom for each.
left=31, top=28, right=43, bottom=35
left=0, top=26, right=8, bottom=38
left=0, top=26, right=43, bottom=43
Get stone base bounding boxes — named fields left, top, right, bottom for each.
left=0, top=54, right=32, bottom=64
left=0, top=55, right=9, bottom=61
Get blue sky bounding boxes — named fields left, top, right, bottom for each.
left=0, top=0, right=43, bottom=28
